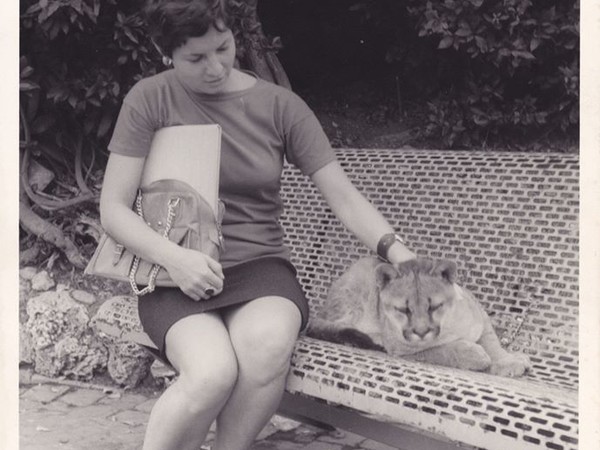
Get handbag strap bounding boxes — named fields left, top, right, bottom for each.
left=129, top=193, right=181, bottom=296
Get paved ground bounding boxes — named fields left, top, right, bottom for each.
left=19, top=371, right=398, bottom=450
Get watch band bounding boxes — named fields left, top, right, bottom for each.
left=377, top=233, right=406, bottom=262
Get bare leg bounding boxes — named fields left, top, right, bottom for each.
left=142, top=312, right=238, bottom=450
left=213, top=296, right=302, bottom=450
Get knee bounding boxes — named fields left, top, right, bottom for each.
left=238, top=320, right=299, bottom=385
left=177, top=356, right=238, bottom=413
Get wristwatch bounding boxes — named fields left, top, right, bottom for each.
left=377, top=233, right=406, bottom=262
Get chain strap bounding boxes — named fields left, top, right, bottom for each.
left=129, top=192, right=181, bottom=296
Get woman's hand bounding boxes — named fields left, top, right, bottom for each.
left=162, top=246, right=225, bottom=301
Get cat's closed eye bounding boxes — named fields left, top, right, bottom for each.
left=430, top=303, right=443, bottom=312
left=394, top=306, right=409, bottom=315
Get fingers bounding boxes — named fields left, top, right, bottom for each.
left=183, top=266, right=224, bottom=302
left=183, top=284, right=216, bottom=302
left=167, top=251, right=225, bottom=302
left=206, top=256, right=224, bottom=280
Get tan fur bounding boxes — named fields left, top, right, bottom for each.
left=308, top=257, right=530, bottom=376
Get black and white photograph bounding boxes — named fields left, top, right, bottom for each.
left=3, top=0, right=599, bottom=449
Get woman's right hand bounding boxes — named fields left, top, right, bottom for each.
left=162, top=246, right=224, bottom=301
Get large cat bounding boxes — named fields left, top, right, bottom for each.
left=308, top=257, right=530, bottom=377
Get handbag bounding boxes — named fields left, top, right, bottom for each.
left=84, top=179, right=225, bottom=296
left=85, top=124, right=223, bottom=296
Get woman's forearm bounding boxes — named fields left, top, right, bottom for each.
left=311, top=161, right=416, bottom=265
left=100, top=203, right=183, bottom=269
left=330, top=188, right=416, bottom=264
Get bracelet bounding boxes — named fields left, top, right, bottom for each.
left=377, top=233, right=406, bottom=262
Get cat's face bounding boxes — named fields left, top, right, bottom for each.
left=376, top=259, right=458, bottom=344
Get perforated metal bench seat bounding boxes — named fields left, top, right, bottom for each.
left=94, top=149, right=579, bottom=450
left=278, top=149, right=578, bottom=450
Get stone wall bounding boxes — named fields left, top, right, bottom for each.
left=20, top=267, right=154, bottom=388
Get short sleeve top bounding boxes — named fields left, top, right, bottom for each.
left=108, top=70, right=337, bottom=267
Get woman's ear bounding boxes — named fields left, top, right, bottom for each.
left=375, top=263, right=399, bottom=289
left=434, top=260, right=457, bottom=284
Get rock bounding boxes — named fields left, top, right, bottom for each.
left=28, top=159, right=55, bottom=192
left=150, top=359, right=176, bottom=380
left=150, top=359, right=177, bottom=388
left=107, top=341, right=153, bottom=388
left=24, top=290, right=107, bottom=380
left=19, top=266, right=38, bottom=280
left=54, top=335, right=108, bottom=381
left=91, top=296, right=142, bottom=339
left=56, top=283, right=70, bottom=293
left=72, top=290, right=96, bottom=305
left=91, top=296, right=154, bottom=388
left=20, top=327, right=34, bottom=364
left=20, top=245, right=40, bottom=264
left=270, top=415, right=302, bottom=432
left=20, top=278, right=32, bottom=321
left=31, top=270, right=55, bottom=291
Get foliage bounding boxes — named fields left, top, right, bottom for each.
left=19, top=0, right=283, bottom=209
left=20, top=0, right=161, bottom=207
left=349, top=0, right=579, bottom=148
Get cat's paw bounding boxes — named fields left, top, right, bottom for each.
left=490, top=353, right=531, bottom=377
left=453, top=342, right=492, bottom=371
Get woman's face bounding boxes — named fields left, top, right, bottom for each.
left=171, top=25, right=236, bottom=95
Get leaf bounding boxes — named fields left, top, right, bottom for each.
left=70, top=0, right=83, bottom=14
left=124, top=28, right=139, bottom=44
left=473, top=115, right=489, bottom=126
left=96, top=112, right=113, bottom=138
left=455, top=28, right=472, bottom=37
left=530, top=38, right=541, bottom=51
left=21, top=63, right=35, bottom=77
left=20, top=81, right=40, bottom=91
left=511, top=50, right=535, bottom=60
left=25, top=3, right=42, bottom=14
left=68, top=95, right=78, bottom=108
left=474, top=36, right=488, bottom=52
left=31, top=115, right=56, bottom=134
left=438, top=36, right=454, bottom=49
left=47, top=2, right=61, bottom=17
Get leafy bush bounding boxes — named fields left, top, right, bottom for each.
left=19, top=0, right=284, bottom=205
left=349, top=0, right=579, bottom=148
left=20, top=0, right=160, bottom=198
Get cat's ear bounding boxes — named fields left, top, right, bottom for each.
left=375, top=263, right=399, bottom=289
left=434, top=260, right=457, bottom=284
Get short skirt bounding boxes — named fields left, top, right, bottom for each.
left=137, top=256, right=309, bottom=359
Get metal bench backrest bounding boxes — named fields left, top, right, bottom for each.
left=280, top=149, right=579, bottom=391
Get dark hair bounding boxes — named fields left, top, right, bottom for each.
left=144, top=0, right=233, bottom=57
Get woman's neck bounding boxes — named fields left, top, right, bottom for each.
left=224, top=69, right=257, bottom=92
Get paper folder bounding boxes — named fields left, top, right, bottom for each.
left=140, top=124, right=222, bottom=214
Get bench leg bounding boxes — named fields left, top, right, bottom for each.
left=277, top=392, right=472, bottom=450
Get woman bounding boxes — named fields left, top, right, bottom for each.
left=100, top=0, right=416, bottom=449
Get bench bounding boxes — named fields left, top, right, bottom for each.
left=94, top=149, right=579, bottom=450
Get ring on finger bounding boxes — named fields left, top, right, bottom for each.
left=204, top=287, right=215, bottom=296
